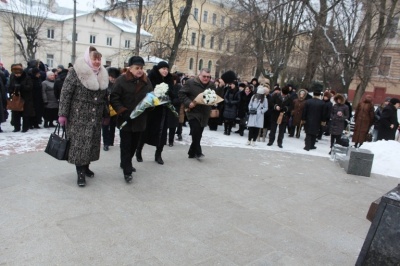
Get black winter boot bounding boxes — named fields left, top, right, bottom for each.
left=76, top=166, right=86, bottom=187
left=136, top=149, right=143, bottom=162
left=84, top=164, right=94, bottom=178
left=155, top=150, right=164, bottom=165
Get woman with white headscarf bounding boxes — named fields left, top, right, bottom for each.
left=58, top=46, right=109, bottom=187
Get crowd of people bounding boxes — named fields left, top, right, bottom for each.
left=1, top=45, right=400, bottom=187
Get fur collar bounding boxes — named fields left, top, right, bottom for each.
left=73, top=57, right=108, bottom=91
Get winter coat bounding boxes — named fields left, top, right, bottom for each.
left=58, top=57, right=109, bottom=165
left=302, top=97, right=326, bottom=135
left=168, top=83, right=182, bottom=128
left=263, top=94, right=272, bottom=129
left=110, top=70, right=153, bottom=132
left=7, top=72, right=35, bottom=117
left=270, top=92, right=293, bottom=124
left=352, top=99, right=374, bottom=143
left=143, top=66, right=175, bottom=146
left=0, top=78, right=7, bottom=123
left=178, top=76, right=216, bottom=127
left=291, top=89, right=308, bottom=126
left=330, top=102, right=349, bottom=136
left=377, top=103, right=399, bottom=140
left=223, top=88, right=241, bottom=120
left=247, top=95, right=268, bottom=128
left=238, top=90, right=253, bottom=118
left=42, top=79, right=59, bottom=109
left=30, top=75, right=44, bottom=120
left=373, top=105, right=384, bottom=129
left=54, top=69, right=69, bottom=100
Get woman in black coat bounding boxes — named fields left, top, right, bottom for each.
left=377, top=98, right=400, bottom=141
left=235, top=84, right=253, bottom=136
left=136, top=61, right=175, bottom=165
left=222, top=81, right=241, bottom=135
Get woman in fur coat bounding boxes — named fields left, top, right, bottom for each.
left=58, top=46, right=109, bottom=187
left=136, top=61, right=175, bottom=165
left=352, top=95, right=375, bottom=148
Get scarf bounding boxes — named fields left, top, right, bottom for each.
left=84, top=47, right=100, bottom=75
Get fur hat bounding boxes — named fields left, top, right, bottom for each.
left=389, top=98, right=400, bottom=105
left=157, top=61, right=169, bottom=69
left=221, top=70, right=237, bottom=84
left=334, top=94, right=345, bottom=103
left=11, top=64, right=23, bottom=74
left=257, top=86, right=265, bottom=94
left=107, top=67, right=121, bottom=79
left=128, top=56, right=145, bottom=66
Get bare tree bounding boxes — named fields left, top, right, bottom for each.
left=0, top=0, right=48, bottom=62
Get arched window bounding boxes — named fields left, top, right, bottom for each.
left=198, top=59, right=203, bottom=70
left=189, top=58, right=194, bottom=70
left=208, top=60, right=212, bottom=71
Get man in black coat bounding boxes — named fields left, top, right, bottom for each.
left=267, top=85, right=293, bottom=148
left=302, top=90, right=327, bottom=151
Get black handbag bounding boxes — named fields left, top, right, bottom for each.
left=45, top=123, right=70, bottom=160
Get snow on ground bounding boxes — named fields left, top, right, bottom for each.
left=0, top=120, right=399, bottom=178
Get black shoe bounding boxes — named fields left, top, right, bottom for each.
left=21, top=129, right=28, bottom=133
left=329, top=151, right=332, bottom=155
left=119, top=164, right=136, bottom=172
left=168, top=143, right=173, bottom=147
left=103, top=145, right=109, bottom=151
left=278, top=144, right=283, bottom=148
left=289, top=134, right=294, bottom=137
left=310, top=146, right=317, bottom=150
left=177, top=135, right=183, bottom=141
left=124, top=174, right=133, bottom=183
left=34, top=125, right=40, bottom=129
left=195, top=153, right=205, bottom=160
left=84, top=166, right=94, bottom=178
left=77, top=172, right=86, bottom=187
left=188, top=154, right=195, bottom=159
left=136, top=150, right=143, bottom=162
left=155, top=156, right=164, bottom=165
left=239, top=132, right=244, bottom=136
left=267, top=143, right=273, bottom=146
left=234, top=130, right=240, bottom=133
left=304, top=147, right=310, bottom=151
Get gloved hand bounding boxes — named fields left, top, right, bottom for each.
left=102, top=117, right=110, bottom=126
left=58, top=116, right=68, bottom=126
left=121, top=110, right=131, bottom=121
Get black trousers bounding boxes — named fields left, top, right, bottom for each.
left=305, top=133, right=317, bottom=149
left=11, top=111, right=30, bottom=131
left=168, top=127, right=176, bottom=144
left=269, top=122, right=286, bottom=145
left=188, top=119, right=204, bottom=156
left=330, top=134, right=341, bottom=148
left=102, top=116, right=117, bottom=146
left=248, top=127, right=259, bottom=141
left=120, top=130, right=141, bottom=175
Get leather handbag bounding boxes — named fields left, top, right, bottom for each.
left=45, top=123, right=70, bottom=160
left=210, top=109, right=219, bottom=118
left=7, top=94, right=24, bottom=111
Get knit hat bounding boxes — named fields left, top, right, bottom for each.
left=157, top=61, right=169, bottom=69
left=389, top=98, right=400, bottom=105
left=57, top=65, right=64, bottom=70
left=128, top=56, right=145, bottom=66
left=257, top=86, right=265, bottom=94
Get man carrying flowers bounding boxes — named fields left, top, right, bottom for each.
left=110, top=56, right=153, bottom=183
left=178, top=68, right=217, bottom=159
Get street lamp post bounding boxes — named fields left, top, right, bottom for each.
left=71, top=0, right=77, bottom=64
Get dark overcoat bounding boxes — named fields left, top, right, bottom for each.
left=223, top=88, right=241, bottom=120
left=302, top=97, right=326, bottom=135
left=330, top=103, right=349, bottom=135
left=178, top=77, right=216, bottom=127
left=270, top=92, right=293, bottom=123
left=58, top=57, right=109, bottom=165
left=8, top=72, right=35, bottom=117
left=377, top=104, right=399, bottom=140
left=352, top=99, right=375, bottom=143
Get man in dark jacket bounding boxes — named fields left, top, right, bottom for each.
left=377, top=98, right=400, bottom=141
left=178, top=68, right=216, bottom=159
left=267, top=85, right=293, bottom=148
left=110, top=56, right=152, bottom=182
left=302, top=90, right=327, bottom=151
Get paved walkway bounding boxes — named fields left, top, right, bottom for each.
left=0, top=144, right=398, bottom=265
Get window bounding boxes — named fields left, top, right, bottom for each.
left=189, top=58, right=194, bottom=70
left=208, top=60, right=212, bottom=71
left=378, top=56, right=391, bottom=76
left=218, top=37, right=223, bottom=50
left=46, top=54, right=54, bottom=68
left=210, top=36, right=214, bottom=49
left=194, top=8, right=198, bottom=20
left=90, top=35, right=96, bottom=44
left=227, top=40, right=230, bottom=51
left=125, top=40, right=131, bottom=48
left=106, top=37, right=112, bottom=46
left=212, top=13, right=217, bottom=25
left=191, top=32, right=196, bottom=45
left=201, top=35, right=205, bottom=48
left=203, top=11, right=208, bottom=23
left=47, top=29, right=54, bottom=39
left=221, top=16, right=225, bottom=27
left=198, top=59, right=203, bottom=70
left=388, top=17, right=399, bottom=38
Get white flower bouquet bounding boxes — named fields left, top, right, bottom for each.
left=193, top=88, right=223, bottom=106
left=153, top=82, right=170, bottom=102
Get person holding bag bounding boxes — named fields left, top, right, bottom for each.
left=247, top=86, right=268, bottom=146
left=58, top=46, right=109, bottom=187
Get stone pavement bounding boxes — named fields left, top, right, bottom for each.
left=0, top=144, right=398, bottom=265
